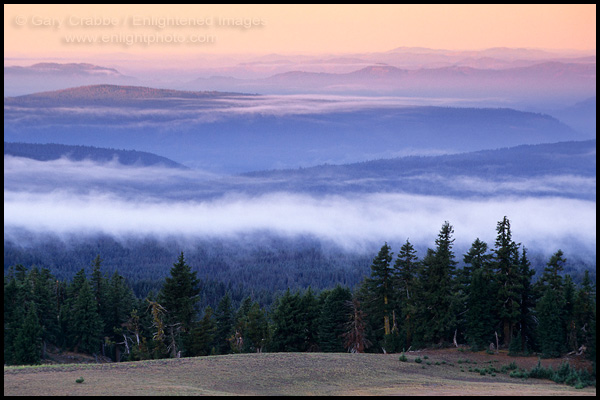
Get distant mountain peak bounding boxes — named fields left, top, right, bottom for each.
left=6, top=62, right=123, bottom=76
left=348, top=65, right=404, bottom=76
left=6, top=84, right=248, bottom=104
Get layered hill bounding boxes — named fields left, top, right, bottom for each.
left=4, top=142, right=187, bottom=169
left=4, top=85, right=586, bottom=173
left=4, top=84, right=251, bottom=107
left=3, top=63, right=138, bottom=96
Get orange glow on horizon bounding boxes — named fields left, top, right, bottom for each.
left=4, top=4, right=596, bottom=60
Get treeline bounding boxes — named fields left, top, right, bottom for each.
left=4, top=141, right=186, bottom=169
left=3, top=217, right=596, bottom=379
left=4, top=233, right=372, bottom=300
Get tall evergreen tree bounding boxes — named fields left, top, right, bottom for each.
left=105, top=271, right=137, bottom=360
left=270, top=289, right=308, bottom=352
left=392, top=239, right=420, bottom=347
left=188, top=306, right=217, bottom=356
left=574, top=270, right=595, bottom=355
left=362, top=243, right=394, bottom=347
left=514, top=247, right=536, bottom=354
left=214, top=292, right=235, bottom=354
left=12, top=302, right=43, bottom=365
left=539, top=249, right=566, bottom=294
left=535, top=250, right=570, bottom=358
left=412, top=222, right=459, bottom=346
left=69, top=279, right=104, bottom=354
left=563, top=275, right=578, bottom=352
left=244, top=301, right=270, bottom=353
left=27, top=267, right=60, bottom=359
left=318, top=285, right=353, bottom=352
left=492, top=216, right=522, bottom=347
left=158, top=252, right=201, bottom=356
left=462, top=238, right=496, bottom=350
left=536, top=285, right=566, bottom=358
left=298, top=288, right=321, bottom=351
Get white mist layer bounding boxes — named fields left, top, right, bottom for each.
left=4, top=190, right=596, bottom=255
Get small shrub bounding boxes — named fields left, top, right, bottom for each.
left=509, top=369, right=528, bottom=379
left=528, top=359, right=554, bottom=380
left=75, top=377, right=84, bottom=384
left=423, top=355, right=429, bottom=360
left=501, top=361, right=518, bottom=373
left=414, top=357, right=422, bottom=364
left=399, top=353, right=407, bottom=362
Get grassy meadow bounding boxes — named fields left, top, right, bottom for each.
left=4, top=351, right=596, bottom=396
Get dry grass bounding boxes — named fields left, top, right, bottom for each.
left=4, top=351, right=596, bottom=396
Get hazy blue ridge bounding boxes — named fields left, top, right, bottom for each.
left=4, top=141, right=188, bottom=169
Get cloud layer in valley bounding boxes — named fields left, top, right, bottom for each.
left=4, top=186, right=595, bottom=257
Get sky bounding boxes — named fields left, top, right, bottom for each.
left=4, top=4, right=596, bottom=60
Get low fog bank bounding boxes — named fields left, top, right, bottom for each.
left=4, top=214, right=595, bottom=299
left=4, top=189, right=595, bottom=261
left=4, top=155, right=595, bottom=201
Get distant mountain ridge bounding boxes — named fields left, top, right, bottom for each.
left=4, top=142, right=187, bottom=169
left=4, top=85, right=586, bottom=173
left=4, top=63, right=139, bottom=97
left=239, top=139, right=596, bottom=200
left=4, top=84, right=254, bottom=107
left=5, top=62, right=123, bottom=76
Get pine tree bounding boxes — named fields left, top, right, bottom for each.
left=69, top=279, right=104, bottom=354
left=26, top=266, right=60, bottom=360
left=536, top=285, right=565, bottom=358
left=492, top=216, right=522, bottom=347
left=4, top=267, right=26, bottom=364
left=392, top=239, right=419, bottom=348
left=13, top=302, right=43, bottom=365
left=462, top=238, right=496, bottom=351
left=147, top=299, right=168, bottom=359
left=535, top=250, right=570, bottom=358
left=363, top=243, right=394, bottom=347
left=515, top=247, right=536, bottom=354
left=232, top=297, right=254, bottom=353
left=563, top=275, right=578, bottom=352
left=318, top=285, right=353, bottom=352
left=188, top=306, right=217, bottom=356
left=270, top=289, right=308, bottom=352
left=412, top=222, right=458, bottom=346
left=158, top=252, right=200, bottom=357
left=214, top=292, right=235, bottom=354
left=539, top=249, right=566, bottom=294
left=574, top=271, right=595, bottom=355
left=342, top=297, right=371, bottom=353
left=299, top=288, right=321, bottom=351
left=105, top=271, right=136, bottom=360
left=244, top=302, right=270, bottom=353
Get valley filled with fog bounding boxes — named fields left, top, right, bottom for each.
left=4, top=46, right=596, bottom=295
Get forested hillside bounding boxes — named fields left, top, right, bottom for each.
left=4, top=217, right=596, bottom=389
left=4, top=142, right=187, bottom=169
left=242, top=139, right=596, bottom=200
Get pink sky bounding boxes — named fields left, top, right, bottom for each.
left=4, top=4, right=596, bottom=60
